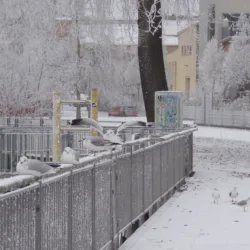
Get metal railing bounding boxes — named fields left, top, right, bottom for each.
left=0, top=128, right=195, bottom=250
left=0, top=127, right=92, bottom=172
left=0, top=125, right=193, bottom=172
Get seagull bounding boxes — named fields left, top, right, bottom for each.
left=69, top=118, right=147, bottom=135
left=79, top=136, right=122, bottom=154
left=69, top=118, right=104, bottom=134
left=61, top=147, right=80, bottom=164
left=116, top=120, right=148, bottom=134
left=212, top=188, right=220, bottom=204
left=131, top=133, right=141, bottom=141
left=229, top=187, right=239, bottom=203
left=103, top=129, right=124, bottom=144
left=16, top=156, right=57, bottom=177
left=236, top=197, right=250, bottom=212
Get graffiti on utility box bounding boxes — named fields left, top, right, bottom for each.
left=155, top=91, right=183, bottom=129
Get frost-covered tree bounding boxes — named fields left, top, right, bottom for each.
left=0, top=0, right=199, bottom=117
left=199, top=38, right=225, bottom=94
left=222, top=14, right=250, bottom=96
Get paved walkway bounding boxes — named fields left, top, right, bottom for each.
left=119, top=135, right=250, bottom=250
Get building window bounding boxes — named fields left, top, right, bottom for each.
left=181, top=45, right=192, bottom=56
left=207, top=4, right=215, bottom=41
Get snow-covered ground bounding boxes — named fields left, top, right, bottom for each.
left=119, top=127, right=250, bottom=250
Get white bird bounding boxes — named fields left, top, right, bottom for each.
left=229, top=187, right=239, bottom=203
left=69, top=118, right=148, bottom=138
left=131, top=133, right=141, bottom=141
left=103, top=129, right=124, bottom=144
left=236, top=197, right=250, bottom=212
left=16, top=156, right=57, bottom=177
left=80, top=136, right=122, bottom=154
left=212, top=188, right=220, bottom=204
left=69, top=118, right=104, bottom=134
left=61, top=147, right=80, bottom=164
left=116, top=120, right=147, bottom=134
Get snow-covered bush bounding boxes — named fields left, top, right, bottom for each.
left=222, top=14, right=250, bottom=95
left=199, top=14, right=250, bottom=108
left=199, top=38, right=225, bottom=94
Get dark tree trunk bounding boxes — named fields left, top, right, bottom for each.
left=138, top=0, right=168, bottom=122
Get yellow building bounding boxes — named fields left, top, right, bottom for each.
left=166, top=23, right=199, bottom=99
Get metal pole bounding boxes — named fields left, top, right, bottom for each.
left=92, top=166, right=96, bottom=250
left=190, top=134, right=193, bottom=173
left=35, top=182, right=42, bottom=250
left=91, top=89, right=98, bottom=136
left=129, top=145, right=133, bottom=223
left=160, top=141, right=163, bottom=197
left=52, top=92, right=62, bottom=162
left=68, top=171, right=73, bottom=250
left=110, top=161, right=116, bottom=250
left=151, top=143, right=154, bottom=203
left=142, top=143, right=145, bottom=214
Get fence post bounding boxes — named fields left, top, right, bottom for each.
left=110, top=160, right=116, bottom=250
left=46, top=133, right=50, bottom=162
left=14, top=118, right=19, bottom=127
left=172, top=139, right=176, bottom=187
left=142, top=143, right=145, bottom=215
left=52, top=92, right=62, bottom=162
left=68, top=171, right=73, bottom=250
left=0, top=129, right=4, bottom=171
left=35, top=181, right=42, bottom=250
left=151, top=140, right=154, bottom=204
left=160, top=141, right=163, bottom=198
left=40, top=118, right=44, bottom=127
left=129, top=145, right=133, bottom=224
left=189, top=133, right=193, bottom=173
left=92, top=165, right=96, bottom=250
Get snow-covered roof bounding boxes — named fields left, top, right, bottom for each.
left=80, top=20, right=188, bottom=46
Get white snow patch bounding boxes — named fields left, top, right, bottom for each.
left=0, top=175, right=34, bottom=188
left=194, top=126, right=250, bottom=142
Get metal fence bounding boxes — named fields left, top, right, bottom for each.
left=0, top=128, right=195, bottom=250
left=0, top=127, right=93, bottom=172
left=0, top=125, right=192, bottom=172
left=183, top=94, right=250, bottom=128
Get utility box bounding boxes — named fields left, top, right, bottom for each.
left=155, top=91, right=183, bottom=129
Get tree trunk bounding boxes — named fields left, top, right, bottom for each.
left=138, top=0, right=168, bottom=122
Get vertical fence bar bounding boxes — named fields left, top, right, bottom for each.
left=52, top=92, right=62, bottom=162
left=0, top=128, right=3, bottom=171
left=160, top=141, right=163, bottom=197
left=151, top=142, right=154, bottom=204
left=189, top=133, right=193, bottom=173
left=142, top=143, right=145, bottom=215
left=35, top=182, right=42, bottom=250
left=46, top=133, right=50, bottom=162
left=129, top=145, right=133, bottom=224
left=68, top=171, right=73, bottom=250
left=92, top=165, right=96, bottom=250
left=110, top=161, right=115, bottom=250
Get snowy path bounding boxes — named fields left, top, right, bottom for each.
left=119, top=130, right=250, bottom=250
